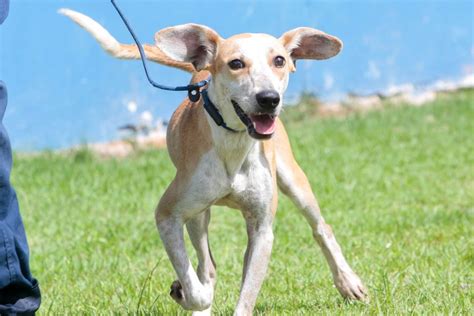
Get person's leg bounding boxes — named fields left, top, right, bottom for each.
left=0, top=93, right=41, bottom=313
left=0, top=3, right=42, bottom=309
left=0, top=0, right=7, bottom=24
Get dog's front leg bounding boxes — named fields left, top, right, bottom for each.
left=234, top=212, right=275, bottom=316
left=275, top=128, right=367, bottom=301
left=185, top=208, right=216, bottom=316
left=157, top=215, right=213, bottom=311
left=156, top=179, right=215, bottom=312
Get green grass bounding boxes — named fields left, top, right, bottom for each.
left=12, top=90, right=473, bottom=314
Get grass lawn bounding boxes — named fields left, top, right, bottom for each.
left=12, top=90, right=473, bottom=314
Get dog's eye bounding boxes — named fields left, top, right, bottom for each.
left=228, top=59, right=245, bottom=70
left=274, top=56, right=286, bottom=68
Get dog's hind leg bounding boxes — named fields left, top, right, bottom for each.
left=155, top=180, right=214, bottom=312
left=274, top=121, right=368, bottom=301
left=185, top=208, right=216, bottom=316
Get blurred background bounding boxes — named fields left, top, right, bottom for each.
left=0, top=0, right=472, bottom=150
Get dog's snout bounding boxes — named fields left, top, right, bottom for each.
left=256, top=90, right=280, bottom=110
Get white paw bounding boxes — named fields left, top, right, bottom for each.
left=333, top=270, right=368, bottom=302
left=169, top=280, right=213, bottom=311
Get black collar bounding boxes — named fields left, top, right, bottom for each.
left=201, top=89, right=246, bottom=133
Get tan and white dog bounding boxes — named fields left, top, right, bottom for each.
left=60, top=8, right=367, bottom=315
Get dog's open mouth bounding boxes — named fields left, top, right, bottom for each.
left=232, top=100, right=276, bottom=139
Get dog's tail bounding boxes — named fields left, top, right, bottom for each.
left=58, top=8, right=195, bottom=73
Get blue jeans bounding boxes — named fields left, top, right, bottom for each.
left=0, top=83, right=40, bottom=315
left=0, top=1, right=41, bottom=313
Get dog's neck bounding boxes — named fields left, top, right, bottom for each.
left=204, top=83, right=258, bottom=176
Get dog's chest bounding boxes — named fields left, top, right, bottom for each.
left=218, top=145, right=274, bottom=212
left=188, top=141, right=274, bottom=213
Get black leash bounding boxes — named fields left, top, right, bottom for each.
left=110, top=0, right=242, bottom=133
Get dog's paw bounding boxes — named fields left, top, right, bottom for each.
left=333, top=270, right=368, bottom=302
left=169, top=279, right=213, bottom=311
left=170, top=280, right=184, bottom=301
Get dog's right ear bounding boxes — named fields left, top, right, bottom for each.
left=279, top=27, right=343, bottom=72
left=154, top=24, right=221, bottom=72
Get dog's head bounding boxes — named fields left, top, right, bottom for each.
left=155, top=25, right=342, bottom=139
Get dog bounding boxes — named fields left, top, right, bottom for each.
left=60, top=8, right=367, bottom=315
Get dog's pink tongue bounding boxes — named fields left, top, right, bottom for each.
left=250, top=115, right=276, bottom=135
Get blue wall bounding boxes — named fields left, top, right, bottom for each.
left=1, top=0, right=472, bottom=149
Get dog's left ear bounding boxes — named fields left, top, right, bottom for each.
left=154, top=23, right=222, bottom=71
left=279, top=27, right=343, bottom=71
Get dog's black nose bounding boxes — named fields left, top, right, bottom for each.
left=256, top=90, right=280, bottom=110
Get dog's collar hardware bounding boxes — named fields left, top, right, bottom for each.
left=202, top=90, right=246, bottom=133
